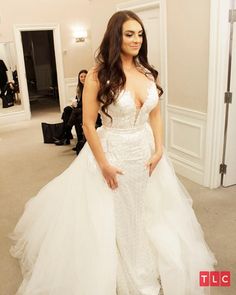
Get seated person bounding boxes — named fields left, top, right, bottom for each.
left=54, top=69, right=101, bottom=154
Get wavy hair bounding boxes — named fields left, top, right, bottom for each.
left=95, top=10, right=163, bottom=119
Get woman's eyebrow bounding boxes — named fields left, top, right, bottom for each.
left=124, top=29, right=143, bottom=33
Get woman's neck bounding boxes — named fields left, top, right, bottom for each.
left=121, top=54, right=136, bottom=71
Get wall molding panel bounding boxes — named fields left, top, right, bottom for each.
left=0, top=111, right=27, bottom=125
left=167, top=104, right=207, bottom=184
left=64, top=77, right=77, bottom=105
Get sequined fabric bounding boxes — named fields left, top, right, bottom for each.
left=98, top=82, right=162, bottom=294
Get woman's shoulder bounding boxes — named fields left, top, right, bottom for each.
left=87, top=65, right=99, bottom=81
left=84, top=66, right=100, bottom=90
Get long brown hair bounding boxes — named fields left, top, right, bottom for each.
left=96, top=10, right=163, bottom=119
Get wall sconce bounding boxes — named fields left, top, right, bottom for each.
left=74, top=29, right=88, bottom=42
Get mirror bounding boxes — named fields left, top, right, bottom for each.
left=0, top=42, right=23, bottom=115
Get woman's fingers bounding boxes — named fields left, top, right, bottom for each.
left=105, top=173, right=118, bottom=190
left=107, top=177, right=118, bottom=190
left=116, top=169, right=124, bottom=175
left=146, top=159, right=152, bottom=169
left=146, top=153, right=163, bottom=177
left=111, top=178, right=118, bottom=190
left=148, top=163, right=153, bottom=177
left=147, top=161, right=157, bottom=177
left=109, top=173, right=122, bottom=189
left=146, top=159, right=152, bottom=176
left=103, top=166, right=124, bottom=189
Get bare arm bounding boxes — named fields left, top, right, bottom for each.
left=146, top=79, right=164, bottom=176
left=149, top=101, right=163, bottom=155
left=82, top=68, right=123, bottom=189
left=82, top=69, right=109, bottom=169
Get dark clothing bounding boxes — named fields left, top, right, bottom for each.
left=2, top=82, right=15, bottom=108
left=0, top=60, right=8, bottom=98
left=58, top=91, right=102, bottom=154
left=12, top=70, right=20, bottom=93
left=61, top=106, right=73, bottom=125
left=60, top=106, right=82, bottom=140
left=68, top=108, right=83, bottom=140
left=67, top=107, right=82, bottom=128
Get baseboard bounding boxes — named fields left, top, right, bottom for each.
left=0, top=110, right=29, bottom=126
left=168, top=152, right=205, bottom=184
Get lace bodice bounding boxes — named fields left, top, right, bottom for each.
left=100, top=82, right=159, bottom=129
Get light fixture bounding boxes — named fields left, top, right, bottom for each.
left=74, top=28, right=88, bottom=42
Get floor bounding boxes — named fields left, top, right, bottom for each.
left=0, top=102, right=235, bottom=295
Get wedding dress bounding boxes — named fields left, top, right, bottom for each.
left=10, top=81, right=217, bottom=295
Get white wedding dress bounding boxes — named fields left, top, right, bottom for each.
left=10, top=81, right=217, bottom=295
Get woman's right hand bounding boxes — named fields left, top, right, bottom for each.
left=101, top=164, right=124, bottom=190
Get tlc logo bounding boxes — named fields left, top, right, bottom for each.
left=199, top=271, right=231, bottom=287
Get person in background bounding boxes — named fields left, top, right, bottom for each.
left=54, top=69, right=101, bottom=154
left=54, top=69, right=87, bottom=146
left=0, top=59, right=8, bottom=98
left=70, top=70, right=101, bottom=154
left=53, top=71, right=83, bottom=148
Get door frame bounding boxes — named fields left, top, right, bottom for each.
left=14, top=23, right=66, bottom=119
left=204, top=0, right=231, bottom=188
left=116, top=0, right=168, bottom=146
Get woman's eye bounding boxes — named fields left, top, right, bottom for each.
left=124, top=33, right=143, bottom=37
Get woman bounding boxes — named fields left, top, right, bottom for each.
left=55, top=69, right=101, bottom=154
left=10, top=11, right=216, bottom=295
left=54, top=69, right=88, bottom=146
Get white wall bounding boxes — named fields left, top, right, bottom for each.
left=0, top=0, right=213, bottom=185
left=0, top=0, right=211, bottom=109
left=165, top=0, right=211, bottom=184
left=166, top=0, right=210, bottom=113
left=0, top=0, right=94, bottom=77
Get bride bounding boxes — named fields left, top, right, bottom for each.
left=10, top=10, right=216, bottom=295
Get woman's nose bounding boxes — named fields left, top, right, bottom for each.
left=133, top=34, right=141, bottom=43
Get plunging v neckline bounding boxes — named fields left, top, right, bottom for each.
left=123, top=82, right=155, bottom=111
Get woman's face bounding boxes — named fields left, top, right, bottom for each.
left=121, top=19, right=143, bottom=57
left=79, top=72, right=87, bottom=84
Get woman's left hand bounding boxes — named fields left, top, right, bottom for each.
left=146, top=149, right=163, bottom=177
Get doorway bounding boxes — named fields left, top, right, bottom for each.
left=21, top=30, right=59, bottom=114
left=221, top=0, right=236, bottom=187
left=14, top=24, right=66, bottom=120
left=205, top=0, right=236, bottom=188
